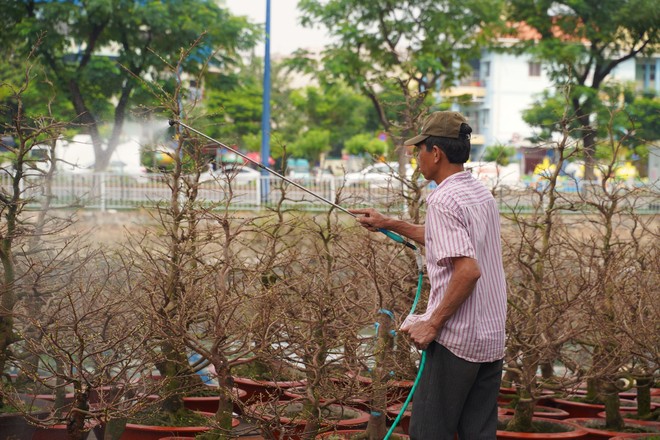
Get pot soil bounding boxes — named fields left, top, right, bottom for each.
left=551, top=396, right=638, bottom=418
left=499, top=405, right=571, bottom=420
left=183, top=387, right=248, bottom=413
left=120, top=411, right=237, bottom=440
left=496, top=415, right=587, bottom=439
left=566, top=417, right=660, bottom=439
left=233, top=376, right=304, bottom=404
left=596, top=410, right=660, bottom=425
left=248, top=401, right=370, bottom=440
left=282, top=386, right=370, bottom=412
left=351, top=374, right=414, bottom=405
left=315, top=429, right=410, bottom=439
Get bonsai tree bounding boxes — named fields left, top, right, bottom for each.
left=137, top=143, right=290, bottom=438
left=1, top=42, right=156, bottom=440
left=6, top=248, right=156, bottom=440
left=0, top=42, right=68, bottom=409
left=350, top=220, right=424, bottom=440
left=563, top=106, right=660, bottom=430
left=246, top=200, right=376, bottom=440
left=499, top=106, right=588, bottom=432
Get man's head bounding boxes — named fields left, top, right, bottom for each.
left=404, top=111, right=472, bottom=164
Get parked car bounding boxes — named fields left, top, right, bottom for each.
left=344, top=162, right=414, bottom=187
left=199, top=164, right=261, bottom=184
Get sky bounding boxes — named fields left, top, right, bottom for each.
left=223, top=0, right=333, bottom=56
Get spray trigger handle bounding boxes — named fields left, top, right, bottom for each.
left=378, top=228, right=417, bottom=251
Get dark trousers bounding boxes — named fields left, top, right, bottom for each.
left=408, top=342, right=503, bottom=440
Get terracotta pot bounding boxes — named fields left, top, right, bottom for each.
left=386, top=402, right=412, bottom=434
left=498, top=387, right=555, bottom=404
left=609, top=436, right=660, bottom=439
left=499, top=405, right=571, bottom=420
left=551, top=396, right=638, bottom=418
left=351, top=374, right=414, bottom=404
left=233, top=376, right=304, bottom=404
left=282, top=386, right=370, bottom=412
left=565, top=417, right=660, bottom=440
left=315, top=429, right=410, bottom=439
left=0, top=394, right=53, bottom=440
left=33, top=422, right=103, bottom=440
left=88, top=385, right=123, bottom=404
left=32, top=385, right=120, bottom=406
left=248, top=401, right=370, bottom=440
left=651, top=396, right=660, bottom=409
left=596, top=410, right=660, bottom=427
left=385, top=402, right=511, bottom=436
left=183, top=387, right=248, bottom=413
left=120, top=423, right=211, bottom=440
left=496, top=415, right=587, bottom=439
left=0, top=412, right=43, bottom=440
left=121, top=413, right=238, bottom=440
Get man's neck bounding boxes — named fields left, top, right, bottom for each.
left=435, top=164, right=464, bottom=184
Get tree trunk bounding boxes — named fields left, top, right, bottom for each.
left=635, top=375, right=652, bottom=418
left=366, top=312, right=394, bottom=440
left=68, top=79, right=105, bottom=166
left=540, top=362, right=554, bottom=380
left=214, top=363, right=236, bottom=439
left=67, top=388, right=89, bottom=440
left=602, top=386, right=625, bottom=430
left=101, top=82, right=136, bottom=171
left=506, top=397, right=535, bottom=432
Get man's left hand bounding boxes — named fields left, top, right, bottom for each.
left=400, top=320, right=438, bottom=351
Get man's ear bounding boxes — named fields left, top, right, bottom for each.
left=433, top=145, right=444, bottom=163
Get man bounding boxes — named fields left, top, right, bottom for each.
left=350, top=111, right=507, bottom=439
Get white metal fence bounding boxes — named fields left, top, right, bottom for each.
left=2, top=172, right=417, bottom=212
left=2, top=172, right=658, bottom=214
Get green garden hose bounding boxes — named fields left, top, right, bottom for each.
left=384, top=259, right=426, bottom=440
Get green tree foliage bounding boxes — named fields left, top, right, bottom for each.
left=483, top=144, right=516, bottom=166
left=287, top=128, right=331, bottom=165
left=287, top=83, right=378, bottom=157
left=2, top=0, right=258, bottom=170
left=296, top=0, right=505, bottom=147
left=506, top=0, right=659, bottom=179
left=523, top=84, right=660, bottom=173
left=0, top=55, right=75, bottom=124
left=344, top=133, right=388, bottom=157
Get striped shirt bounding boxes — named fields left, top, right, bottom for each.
left=423, top=171, right=506, bottom=362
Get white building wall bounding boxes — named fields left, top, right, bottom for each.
left=611, top=58, right=637, bottom=82
left=481, top=52, right=553, bottom=148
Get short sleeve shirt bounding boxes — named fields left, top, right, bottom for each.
left=424, top=171, right=507, bottom=362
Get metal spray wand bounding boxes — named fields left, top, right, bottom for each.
left=168, top=119, right=417, bottom=251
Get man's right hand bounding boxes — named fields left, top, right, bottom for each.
left=349, top=208, right=388, bottom=232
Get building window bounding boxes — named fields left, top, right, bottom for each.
left=636, top=61, right=657, bottom=90
left=529, top=62, right=541, bottom=77
left=481, top=109, right=490, bottom=130
left=483, top=61, right=490, bottom=78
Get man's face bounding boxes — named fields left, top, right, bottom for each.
left=408, top=142, right=442, bottom=181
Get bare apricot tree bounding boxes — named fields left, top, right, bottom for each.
left=500, top=103, right=589, bottom=432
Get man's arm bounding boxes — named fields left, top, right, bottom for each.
left=401, top=256, right=481, bottom=350
left=349, top=208, right=425, bottom=245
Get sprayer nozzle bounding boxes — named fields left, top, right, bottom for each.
left=168, top=119, right=177, bottom=126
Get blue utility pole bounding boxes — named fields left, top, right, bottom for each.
left=260, top=0, right=271, bottom=204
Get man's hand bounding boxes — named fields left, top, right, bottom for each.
left=400, top=320, right=438, bottom=351
left=349, top=208, right=388, bottom=232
